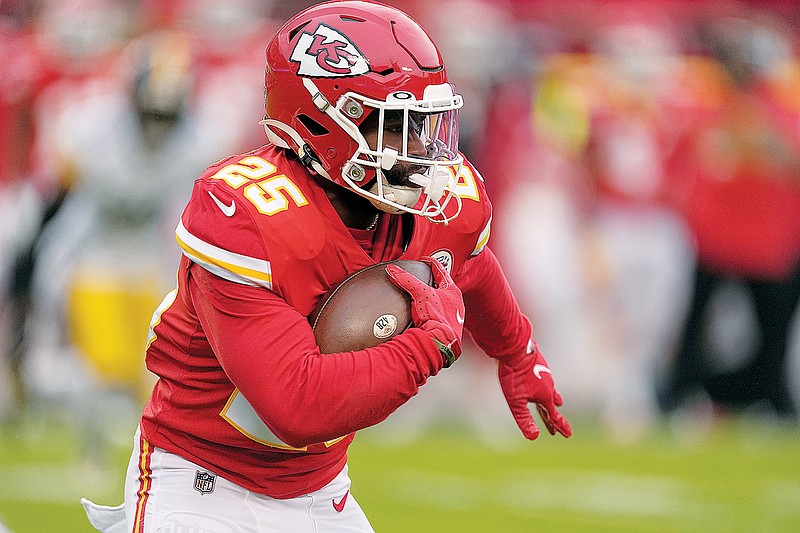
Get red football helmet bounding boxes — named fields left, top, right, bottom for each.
left=262, top=0, right=464, bottom=223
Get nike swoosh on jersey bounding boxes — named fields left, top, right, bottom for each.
left=533, top=364, right=552, bottom=379
left=208, top=191, right=236, bottom=217
left=456, top=309, right=465, bottom=325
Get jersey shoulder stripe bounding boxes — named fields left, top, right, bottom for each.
left=175, top=220, right=272, bottom=289
left=471, top=215, right=492, bottom=257
left=145, top=287, right=178, bottom=350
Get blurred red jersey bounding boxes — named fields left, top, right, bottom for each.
left=669, top=70, right=800, bottom=280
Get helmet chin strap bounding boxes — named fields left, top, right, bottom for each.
left=260, top=118, right=331, bottom=179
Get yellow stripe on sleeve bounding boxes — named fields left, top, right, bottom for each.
left=471, top=216, right=492, bottom=256
left=175, top=221, right=272, bottom=289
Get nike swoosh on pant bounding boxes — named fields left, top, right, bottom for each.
left=332, top=490, right=349, bottom=513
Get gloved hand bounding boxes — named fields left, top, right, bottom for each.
left=498, top=340, right=572, bottom=440
left=386, top=257, right=465, bottom=367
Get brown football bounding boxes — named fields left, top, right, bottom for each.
left=309, top=260, right=433, bottom=354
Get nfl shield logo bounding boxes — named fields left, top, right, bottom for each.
left=194, top=471, right=216, bottom=495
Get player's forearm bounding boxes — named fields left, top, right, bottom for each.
left=257, top=328, right=443, bottom=448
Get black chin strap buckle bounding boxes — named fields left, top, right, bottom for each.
left=298, top=144, right=319, bottom=170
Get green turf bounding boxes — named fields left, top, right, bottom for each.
left=1, top=414, right=799, bottom=532
left=350, top=421, right=800, bottom=533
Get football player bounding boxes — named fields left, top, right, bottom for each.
left=83, top=2, right=571, bottom=531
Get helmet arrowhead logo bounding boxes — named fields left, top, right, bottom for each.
left=291, top=23, right=369, bottom=77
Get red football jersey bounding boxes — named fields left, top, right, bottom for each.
left=140, top=144, right=531, bottom=498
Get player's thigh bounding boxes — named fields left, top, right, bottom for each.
left=286, top=464, right=374, bottom=533
left=123, top=432, right=373, bottom=532
left=123, top=439, right=250, bottom=531
left=226, top=465, right=374, bottom=532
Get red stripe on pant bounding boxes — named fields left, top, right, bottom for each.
left=132, top=435, right=153, bottom=533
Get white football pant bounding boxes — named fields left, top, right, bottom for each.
left=83, top=428, right=375, bottom=532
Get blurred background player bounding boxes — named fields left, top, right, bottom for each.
left=572, top=2, right=696, bottom=440
left=657, top=13, right=800, bottom=422
left=0, top=0, right=131, bottom=423
left=0, top=5, right=42, bottom=421
left=1, top=0, right=275, bottom=428
left=8, top=24, right=242, bottom=463
left=138, top=0, right=278, bottom=151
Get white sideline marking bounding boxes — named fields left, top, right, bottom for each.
left=386, top=469, right=726, bottom=519
left=0, top=464, right=120, bottom=504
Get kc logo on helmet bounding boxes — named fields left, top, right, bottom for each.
left=291, top=23, right=369, bottom=77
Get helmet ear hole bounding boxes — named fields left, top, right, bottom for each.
left=288, top=22, right=311, bottom=42
left=297, top=114, right=329, bottom=136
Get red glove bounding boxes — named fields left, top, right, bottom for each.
left=498, top=340, right=572, bottom=440
left=386, top=258, right=465, bottom=367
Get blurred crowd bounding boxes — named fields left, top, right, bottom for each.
left=1, top=0, right=799, bottom=452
